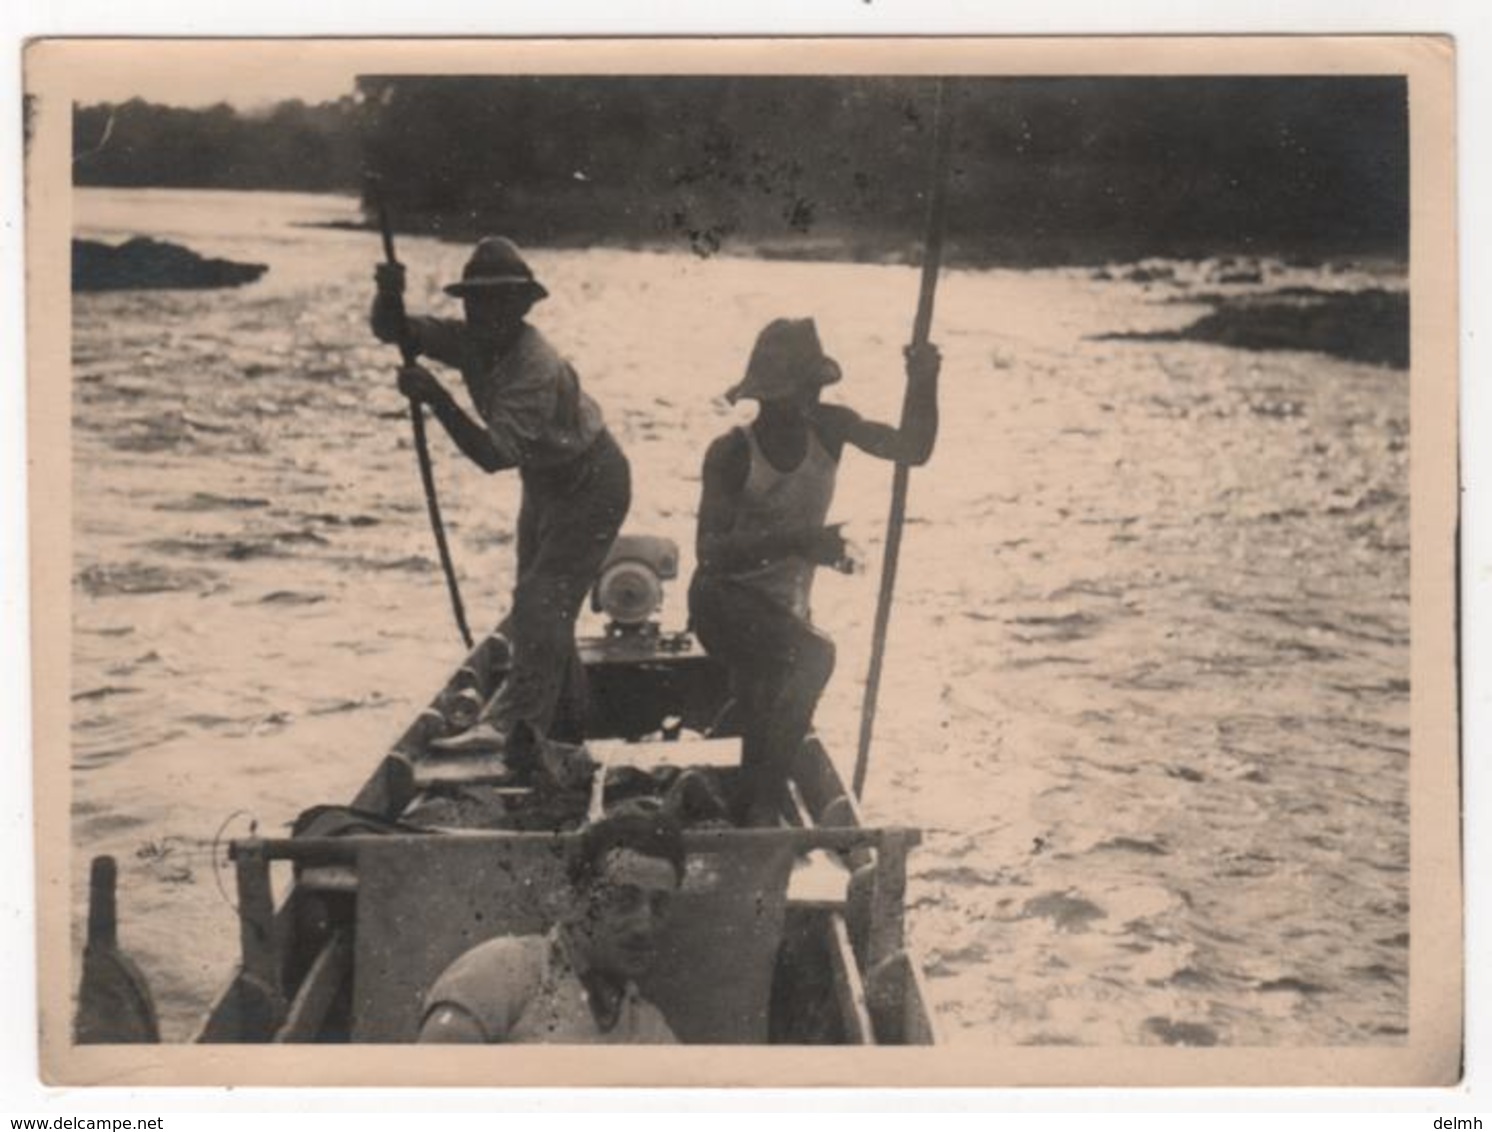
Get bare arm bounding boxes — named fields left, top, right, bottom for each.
left=694, top=431, right=844, bottom=574
left=417, top=938, right=535, bottom=1044
left=417, top=1004, right=489, bottom=1043
left=812, top=342, right=940, bottom=466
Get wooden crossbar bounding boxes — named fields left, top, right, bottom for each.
left=231, top=826, right=921, bottom=865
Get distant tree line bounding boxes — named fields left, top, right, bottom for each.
left=75, top=76, right=1408, bottom=266
left=73, top=97, right=363, bottom=192
left=357, top=76, right=1408, bottom=266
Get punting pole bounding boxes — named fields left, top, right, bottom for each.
left=368, top=175, right=475, bottom=650
left=852, top=81, right=956, bottom=800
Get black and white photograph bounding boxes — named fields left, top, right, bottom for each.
left=23, top=37, right=1459, bottom=1086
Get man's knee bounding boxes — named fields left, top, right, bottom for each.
left=799, top=632, right=835, bottom=689
left=688, top=576, right=752, bottom=657
left=688, top=572, right=734, bottom=619
left=774, top=633, right=833, bottom=713
left=514, top=571, right=591, bottom=625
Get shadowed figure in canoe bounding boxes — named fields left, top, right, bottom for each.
left=371, top=236, right=631, bottom=755
left=417, top=806, right=684, bottom=1044
left=689, top=318, right=941, bottom=827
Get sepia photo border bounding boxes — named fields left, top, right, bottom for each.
left=24, top=34, right=1461, bottom=1088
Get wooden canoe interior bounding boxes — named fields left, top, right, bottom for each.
left=196, top=629, right=939, bottom=1047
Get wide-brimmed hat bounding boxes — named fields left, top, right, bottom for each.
left=444, top=236, right=549, bottom=301
left=726, top=318, right=842, bottom=404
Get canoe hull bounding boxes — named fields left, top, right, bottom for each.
left=196, top=628, right=938, bottom=1046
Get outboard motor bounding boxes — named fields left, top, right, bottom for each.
left=590, top=534, right=679, bottom=637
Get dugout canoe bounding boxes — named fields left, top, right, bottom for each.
left=78, top=550, right=939, bottom=1047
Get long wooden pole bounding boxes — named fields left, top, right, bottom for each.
left=369, top=177, right=475, bottom=650
left=853, top=81, right=955, bottom=800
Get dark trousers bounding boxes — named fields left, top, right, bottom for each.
left=688, top=573, right=836, bottom=825
left=484, top=430, right=630, bottom=743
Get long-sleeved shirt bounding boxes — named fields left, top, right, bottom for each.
left=408, top=317, right=606, bottom=470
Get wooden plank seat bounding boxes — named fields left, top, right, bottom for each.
left=296, top=864, right=358, bottom=894
left=783, top=781, right=852, bottom=911
left=410, top=736, right=743, bottom=790
left=588, top=736, right=742, bottom=771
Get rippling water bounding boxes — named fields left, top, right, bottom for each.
left=69, top=187, right=1409, bottom=1045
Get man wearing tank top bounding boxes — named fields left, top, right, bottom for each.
left=690, top=318, right=940, bottom=826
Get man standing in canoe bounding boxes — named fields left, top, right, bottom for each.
left=690, top=318, right=940, bottom=826
left=418, top=806, right=684, bottom=1043
left=371, top=237, right=630, bottom=753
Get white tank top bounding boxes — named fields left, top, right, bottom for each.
left=725, top=423, right=838, bottom=619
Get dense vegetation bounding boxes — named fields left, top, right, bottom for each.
left=75, top=76, right=1408, bottom=266
left=356, top=75, right=1408, bottom=266
left=73, top=97, right=363, bottom=192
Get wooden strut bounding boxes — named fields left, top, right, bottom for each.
left=231, top=825, right=921, bottom=865
left=853, top=81, right=957, bottom=799
left=864, top=829, right=913, bottom=1038
left=370, top=176, right=475, bottom=650
left=232, top=842, right=289, bottom=1032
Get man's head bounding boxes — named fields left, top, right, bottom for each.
left=564, top=804, right=686, bottom=981
left=444, top=236, right=547, bottom=340
left=726, top=317, right=842, bottom=407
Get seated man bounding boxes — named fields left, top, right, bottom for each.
left=690, top=318, right=940, bottom=826
left=417, top=806, right=685, bottom=1044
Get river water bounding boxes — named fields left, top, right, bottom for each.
left=69, top=187, right=1410, bottom=1045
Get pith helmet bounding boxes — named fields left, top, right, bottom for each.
left=444, top=236, right=549, bottom=301
left=726, top=318, right=842, bottom=404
